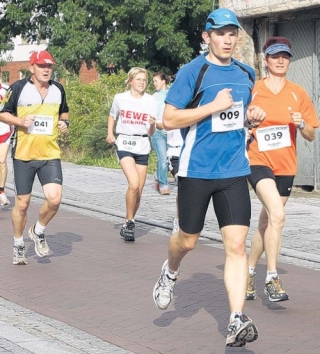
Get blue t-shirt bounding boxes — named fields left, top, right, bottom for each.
left=165, top=53, right=255, bottom=179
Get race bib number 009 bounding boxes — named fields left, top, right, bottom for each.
left=28, top=115, right=54, bottom=135
left=212, top=101, right=244, bottom=132
left=257, top=125, right=291, bottom=152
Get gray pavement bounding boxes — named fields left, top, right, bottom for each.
left=7, top=158, right=320, bottom=269
left=0, top=158, right=320, bottom=353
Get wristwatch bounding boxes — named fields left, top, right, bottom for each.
left=60, top=119, right=70, bottom=128
left=299, top=120, right=305, bottom=130
left=247, top=120, right=256, bottom=128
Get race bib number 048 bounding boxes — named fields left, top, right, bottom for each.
left=117, top=135, right=141, bottom=152
left=116, top=134, right=151, bottom=154
left=28, top=115, right=54, bottom=135
left=212, top=101, right=244, bottom=132
left=257, top=125, right=291, bottom=152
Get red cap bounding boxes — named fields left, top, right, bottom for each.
left=30, top=51, right=56, bottom=65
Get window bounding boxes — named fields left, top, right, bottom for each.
left=1, top=71, right=9, bottom=83
left=20, top=69, right=30, bottom=79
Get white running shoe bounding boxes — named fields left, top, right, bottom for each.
left=0, top=192, right=10, bottom=206
left=28, top=225, right=50, bottom=257
left=13, top=245, right=28, bottom=265
left=153, top=260, right=179, bottom=310
left=226, top=314, right=258, bottom=347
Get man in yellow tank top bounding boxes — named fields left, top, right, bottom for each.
left=0, top=50, right=70, bottom=265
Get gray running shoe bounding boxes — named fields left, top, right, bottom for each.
left=246, top=273, right=256, bottom=300
left=264, top=276, right=289, bottom=302
left=13, top=245, right=28, bottom=265
left=153, top=260, right=179, bottom=310
left=226, top=314, right=258, bottom=347
left=28, top=225, right=50, bottom=257
left=120, top=220, right=135, bottom=241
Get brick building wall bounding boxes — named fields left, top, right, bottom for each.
left=0, top=60, right=99, bottom=86
left=78, top=62, right=99, bottom=83
left=0, top=61, right=30, bottom=84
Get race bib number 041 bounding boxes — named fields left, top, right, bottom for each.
left=28, top=115, right=54, bottom=135
left=257, top=125, right=291, bottom=152
left=212, top=101, right=244, bottom=132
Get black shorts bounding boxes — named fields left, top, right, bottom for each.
left=116, top=150, right=149, bottom=166
left=248, top=165, right=294, bottom=197
left=178, top=176, right=251, bottom=234
left=168, top=156, right=179, bottom=177
left=13, top=159, right=63, bottom=195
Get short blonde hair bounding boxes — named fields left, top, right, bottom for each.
left=125, top=67, right=148, bottom=91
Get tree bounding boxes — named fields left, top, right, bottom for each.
left=1, top=0, right=217, bottom=75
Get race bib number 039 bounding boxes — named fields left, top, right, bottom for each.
left=212, top=101, right=244, bottom=132
left=257, top=125, right=291, bottom=152
left=28, top=115, right=54, bottom=135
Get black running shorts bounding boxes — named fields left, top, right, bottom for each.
left=116, top=150, right=149, bottom=166
left=177, top=176, right=251, bottom=234
left=13, top=159, right=63, bottom=195
left=248, top=165, right=294, bottom=197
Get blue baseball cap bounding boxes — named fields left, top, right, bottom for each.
left=264, top=43, right=293, bottom=57
left=205, top=8, right=242, bottom=31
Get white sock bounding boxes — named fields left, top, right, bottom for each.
left=14, top=236, right=24, bottom=246
left=125, top=219, right=135, bottom=224
left=266, top=271, right=278, bottom=282
left=165, top=267, right=179, bottom=280
left=35, top=221, right=46, bottom=235
left=249, top=266, right=255, bottom=275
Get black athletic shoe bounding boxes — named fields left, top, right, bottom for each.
left=120, top=220, right=135, bottom=241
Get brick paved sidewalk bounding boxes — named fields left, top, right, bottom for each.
left=1, top=194, right=319, bottom=354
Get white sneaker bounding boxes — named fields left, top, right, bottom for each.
left=28, top=225, right=50, bottom=257
left=0, top=192, right=10, bottom=206
left=13, top=245, right=28, bottom=265
left=153, top=260, right=179, bottom=310
left=226, top=314, right=258, bottom=347
left=172, top=217, right=179, bottom=234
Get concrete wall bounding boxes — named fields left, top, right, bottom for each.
left=220, top=0, right=320, bottom=17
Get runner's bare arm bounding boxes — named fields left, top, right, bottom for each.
left=163, top=89, right=234, bottom=130
left=148, top=116, right=156, bottom=136
left=106, top=115, right=116, bottom=144
left=0, top=111, right=34, bottom=128
left=291, top=112, right=316, bottom=142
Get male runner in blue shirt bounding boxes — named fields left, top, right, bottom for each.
left=153, top=7, right=266, bottom=347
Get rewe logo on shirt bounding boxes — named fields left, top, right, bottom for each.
left=120, top=110, right=148, bottom=121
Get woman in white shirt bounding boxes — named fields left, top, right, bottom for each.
left=107, top=67, right=156, bottom=242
